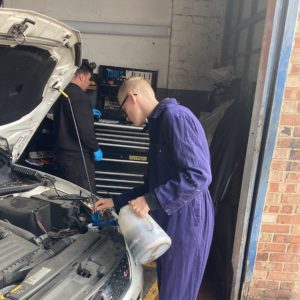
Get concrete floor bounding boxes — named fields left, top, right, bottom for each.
left=197, top=277, right=222, bottom=300
left=143, top=263, right=222, bottom=300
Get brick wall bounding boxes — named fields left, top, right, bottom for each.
left=246, top=12, right=300, bottom=300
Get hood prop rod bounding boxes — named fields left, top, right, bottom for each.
left=54, top=87, right=95, bottom=203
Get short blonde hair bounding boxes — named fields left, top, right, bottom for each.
left=118, top=77, right=155, bottom=101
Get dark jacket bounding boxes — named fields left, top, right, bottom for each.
left=53, top=83, right=99, bottom=153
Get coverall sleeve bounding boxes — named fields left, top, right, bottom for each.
left=112, top=184, right=148, bottom=212
left=154, top=111, right=212, bottom=215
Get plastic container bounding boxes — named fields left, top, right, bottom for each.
left=118, top=205, right=171, bottom=264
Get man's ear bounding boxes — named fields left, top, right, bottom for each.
left=78, top=73, right=85, bottom=82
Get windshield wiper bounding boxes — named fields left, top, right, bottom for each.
left=0, top=182, right=43, bottom=195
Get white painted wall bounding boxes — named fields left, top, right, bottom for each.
left=4, top=0, right=225, bottom=90
left=169, top=0, right=226, bottom=90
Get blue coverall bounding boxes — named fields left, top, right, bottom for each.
left=116, top=98, right=214, bottom=300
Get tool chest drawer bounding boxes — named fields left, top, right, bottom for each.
left=94, top=122, right=149, bottom=196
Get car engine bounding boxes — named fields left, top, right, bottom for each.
left=0, top=164, right=134, bottom=300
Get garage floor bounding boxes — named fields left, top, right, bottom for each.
left=143, top=263, right=222, bottom=300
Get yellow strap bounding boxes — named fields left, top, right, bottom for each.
left=11, top=285, right=22, bottom=293
left=58, top=88, right=69, bottom=98
left=143, top=261, right=156, bottom=268
left=144, top=281, right=158, bottom=300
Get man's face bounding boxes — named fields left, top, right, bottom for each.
left=119, top=93, right=146, bottom=126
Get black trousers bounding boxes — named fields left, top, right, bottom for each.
left=55, top=150, right=96, bottom=193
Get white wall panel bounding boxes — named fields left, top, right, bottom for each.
left=169, top=0, right=226, bottom=90
left=5, top=0, right=172, bottom=25
left=5, top=0, right=226, bottom=91
left=81, top=34, right=169, bottom=87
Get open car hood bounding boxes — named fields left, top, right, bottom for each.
left=0, top=8, right=81, bottom=163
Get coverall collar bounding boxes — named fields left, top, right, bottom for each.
left=149, top=98, right=178, bottom=119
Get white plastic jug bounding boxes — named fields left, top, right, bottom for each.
left=117, top=205, right=172, bottom=264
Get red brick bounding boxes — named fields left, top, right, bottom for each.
left=273, top=235, right=288, bottom=243
left=273, top=234, right=300, bottom=244
left=279, top=126, right=293, bottom=137
left=264, top=243, right=286, bottom=253
left=273, top=148, right=289, bottom=159
left=265, top=192, right=281, bottom=204
left=280, top=205, right=294, bottom=213
left=247, top=297, right=273, bottom=300
left=284, top=88, right=300, bottom=100
left=267, top=271, right=298, bottom=281
left=291, top=49, right=300, bottom=62
left=291, top=225, right=300, bottom=234
left=294, top=36, right=300, bottom=48
left=282, top=193, right=300, bottom=204
left=286, top=172, right=300, bottom=181
left=247, top=288, right=292, bottom=298
left=277, top=215, right=300, bottom=224
left=287, top=244, right=300, bottom=254
left=277, top=137, right=300, bottom=148
left=247, top=288, right=266, bottom=298
left=285, top=75, right=300, bottom=88
left=271, top=161, right=289, bottom=171
left=294, top=126, right=300, bottom=137
left=282, top=102, right=297, bottom=113
left=256, top=261, right=283, bottom=271
left=256, top=252, right=269, bottom=261
left=283, top=263, right=299, bottom=272
left=264, top=289, right=293, bottom=298
left=290, top=149, right=300, bottom=160
left=270, top=253, right=300, bottom=263
left=252, top=270, right=268, bottom=280
left=287, top=161, right=300, bottom=171
left=291, top=62, right=300, bottom=72
left=297, top=17, right=300, bottom=27
left=252, top=280, right=279, bottom=289
left=260, top=233, right=273, bottom=242
left=269, top=171, right=285, bottom=182
left=269, top=182, right=280, bottom=192
left=280, top=113, right=300, bottom=126
left=285, top=184, right=297, bottom=193
left=268, top=205, right=280, bottom=213
left=261, top=224, right=290, bottom=233
left=280, top=281, right=295, bottom=290
left=258, top=242, right=264, bottom=251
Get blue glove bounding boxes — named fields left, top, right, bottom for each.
left=94, top=148, right=103, bottom=161
left=92, top=108, right=102, bottom=119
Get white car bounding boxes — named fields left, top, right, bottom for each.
left=0, top=8, right=143, bottom=300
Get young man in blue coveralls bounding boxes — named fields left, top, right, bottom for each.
left=94, top=77, right=214, bottom=300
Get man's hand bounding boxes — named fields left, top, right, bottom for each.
left=129, top=196, right=150, bottom=218
left=93, top=198, right=114, bottom=212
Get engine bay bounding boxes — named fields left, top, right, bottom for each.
left=0, top=164, right=130, bottom=300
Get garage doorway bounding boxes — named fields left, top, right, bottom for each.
left=203, top=1, right=300, bottom=300
left=203, top=0, right=299, bottom=300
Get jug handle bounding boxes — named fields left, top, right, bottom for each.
left=113, top=209, right=154, bottom=231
